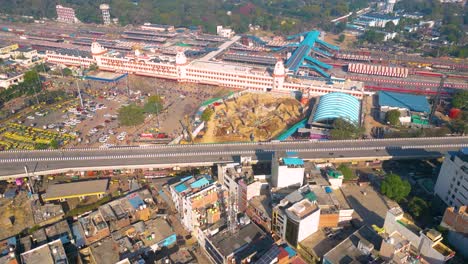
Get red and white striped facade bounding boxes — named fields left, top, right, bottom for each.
left=56, top=5, right=79, bottom=24
left=348, top=63, right=408, bottom=78
left=45, top=42, right=368, bottom=98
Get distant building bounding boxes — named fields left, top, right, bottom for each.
left=141, top=23, right=175, bottom=32
left=384, top=0, right=397, bottom=13
left=439, top=0, right=465, bottom=3
left=20, top=239, right=68, bottom=264
left=0, top=72, right=24, bottom=89
left=434, top=148, right=468, bottom=208
left=322, top=226, right=382, bottom=264
left=216, top=26, right=235, bottom=38
left=100, top=4, right=111, bottom=25
left=354, top=12, right=400, bottom=28
left=56, top=5, right=79, bottom=24
left=272, top=185, right=321, bottom=247
left=271, top=152, right=305, bottom=189
left=0, top=42, right=19, bottom=54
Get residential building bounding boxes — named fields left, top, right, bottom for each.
left=272, top=185, right=321, bottom=247
left=271, top=152, right=305, bottom=189
left=20, top=239, right=68, bottom=264
left=42, top=179, right=108, bottom=202
left=200, top=222, right=275, bottom=264
left=434, top=148, right=468, bottom=208
left=44, top=220, right=73, bottom=244
left=56, top=5, right=79, bottom=23
left=0, top=237, right=18, bottom=264
left=384, top=0, right=396, bottom=14
left=170, top=175, right=226, bottom=233
left=322, top=226, right=383, bottom=264
left=354, top=13, right=400, bottom=28
left=31, top=202, right=64, bottom=226
left=383, top=207, right=455, bottom=264
left=247, top=195, right=272, bottom=231
left=77, top=211, right=110, bottom=245
left=0, top=72, right=24, bottom=89
left=309, top=185, right=354, bottom=227
left=440, top=206, right=468, bottom=258
left=99, top=4, right=111, bottom=25
left=218, top=162, right=268, bottom=214
left=325, top=168, right=344, bottom=189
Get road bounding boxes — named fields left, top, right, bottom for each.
left=0, top=137, right=467, bottom=178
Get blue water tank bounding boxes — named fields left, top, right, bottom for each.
left=325, top=186, right=333, bottom=193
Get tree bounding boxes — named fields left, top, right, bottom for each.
left=338, top=34, right=346, bottom=43
left=88, top=63, right=99, bottom=71
left=143, top=95, right=163, bottom=114
left=50, top=139, right=59, bottom=149
left=329, top=118, right=364, bottom=140
left=23, top=70, right=39, bottom=84
left=385, top=21, right=396, bottom=32
left=62, top=68, right=73, bottom=76
left=337, top=164, right=356, bottom=180
left=361, top=30, right=385, bottom=44
left=452, top=90, right=468, bottom=109
left=408, top=196, right=429, bottom=218
left=381, top=173, right=411, bottom=202
left=386, top=110, right=401, bottom=126
left=118, top=104, right=145, bottom=126
left=201, top=107, right=214, bottom=122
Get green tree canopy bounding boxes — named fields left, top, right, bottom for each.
left=381, top=173, right=411, bottom=202
left=201, top=107, right=214, bottom=122
left=408, top=196, right=429, bottom=218
left=143, top=95, right=164, bottom=114
left=338, top=34, right=346, bottom=43
left=452, top=90, right=468, bottom=109
left=337, top=164, right=356, bottom=180
left=118, top=104, right=145, bottom=126
left=361, top=30, right=385, bottom=44
left=386, top=110, right=401, bottom=126
left=62, top=68, right=73, bottom=76
left=329, top=118, right=364, bottom=140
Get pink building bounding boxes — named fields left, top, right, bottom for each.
left=56, top=5, right=79, bottom=24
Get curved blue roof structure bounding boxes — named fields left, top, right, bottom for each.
left=313, top=92, right=360, bottom=124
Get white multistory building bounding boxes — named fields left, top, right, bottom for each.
left=100, top=4, right=111, bottom=25
left=271, top=152, right=305, bottom=189
left=384, top=0, right=397, bottom=13
left=434, top=148, right=468, bottom=208
left=272, top=185, right=321, bottom=247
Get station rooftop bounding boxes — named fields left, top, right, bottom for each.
left=378, top=91, right=430, bottom=113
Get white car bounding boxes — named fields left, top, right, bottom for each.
left=27, top=116, right=35, bottom=120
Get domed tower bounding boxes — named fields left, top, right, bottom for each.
left=175, top=50, right=188, bottom=82
left=91, top=41, right=107, bottom=66
left=273, top=59, right=285, bottom=90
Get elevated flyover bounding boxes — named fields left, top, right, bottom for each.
left=0, top=137, right=467, bottom=178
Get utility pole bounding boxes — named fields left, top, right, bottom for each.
left=76, top=79, right=84, bottom=108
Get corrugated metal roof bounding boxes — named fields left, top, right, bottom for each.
left=190, top=177, right=209, bottom=189
left=378, top=91, right=430, bottom=113
left=283, top=157, right=304, bottom=166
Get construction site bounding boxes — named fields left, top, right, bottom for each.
left=198, top=93, right=304, bottom=143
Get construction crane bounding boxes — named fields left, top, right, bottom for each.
left=430, top=75, right=446, bottom=124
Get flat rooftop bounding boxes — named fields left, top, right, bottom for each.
left=43, top=179, right=108, bottom=201
left=144, top=218, right=174, bottom=243
left=208, top=222, right=269, bottom=257
left=20, top=239, right=67, bottom=264
left=323, top=226, right=383, bottom=264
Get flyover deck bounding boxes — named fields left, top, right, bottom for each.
left=0, top=137, right=467, bottom=178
